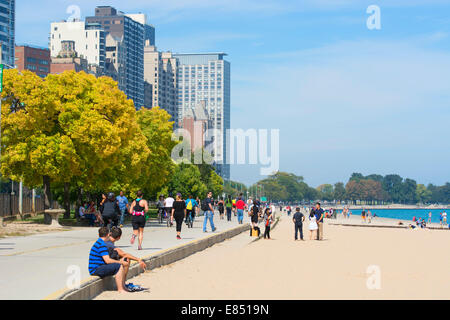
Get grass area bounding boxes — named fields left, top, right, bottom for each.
left=0, top=231, right=29, bottom=238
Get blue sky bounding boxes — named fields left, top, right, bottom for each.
left=17, top=0, right=450, bottom=187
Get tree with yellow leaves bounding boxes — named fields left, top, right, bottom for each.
left=1, top=70, right=149, bottom=219
left=136, top=106, right=177, bottom=198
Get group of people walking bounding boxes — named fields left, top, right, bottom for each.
left=92, top=190, right=266, bottom=250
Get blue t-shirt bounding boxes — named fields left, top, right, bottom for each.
left=314, top=208, right=324, bottom=223
left=116, top=195, right=128, bottom=211
left=88, top=238, right=109, bottom=275
left=185, top=199, right=198, bottom=208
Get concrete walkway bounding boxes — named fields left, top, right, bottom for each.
left=0, top=211, right=252, bottom=300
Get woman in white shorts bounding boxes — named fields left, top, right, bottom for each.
left=309, top=210, right=318, bottom=240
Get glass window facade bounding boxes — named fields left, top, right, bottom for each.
left=0, top=0, right=14, bottom=67
left=173, top=53, right=231, bottom=179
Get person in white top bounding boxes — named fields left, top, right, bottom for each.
left=79, top=203, right=86, bottom=217
left=443, top=211, right=447, bottom=225
left=164, top=193, right=175, bottom=226
left=309, top=210, right=318, bottom=240
left=247, top=197, right=253, bottom=214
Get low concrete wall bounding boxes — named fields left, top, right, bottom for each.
left=54, top=223, right=250, bottom=300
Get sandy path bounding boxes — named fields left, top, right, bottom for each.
left=96, top=213, right=450, bottom=300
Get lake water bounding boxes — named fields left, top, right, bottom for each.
left=336, top=209, right=447, bottom=224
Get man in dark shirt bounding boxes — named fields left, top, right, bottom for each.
left=293, top=207, right=305, bottom=241
left=203, top=191, right=217, bottom=233
left=313, top=202, right=324, bottom=240
left=100, top=193, right=121, bottom=229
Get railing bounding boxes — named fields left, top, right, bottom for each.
left=0, top=193, right=48, bottom=217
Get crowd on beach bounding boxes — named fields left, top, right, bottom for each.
left=88, top=190, right=450, bottom=294
left=87, top=189, right=342, bottom=293
left=87, top=190, right=284, bottom=292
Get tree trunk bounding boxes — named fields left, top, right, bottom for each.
left=43, top=175, right=52, bottom=224
left=75, top=187, right=83, bottom=219
left=64, top=182, right=70, bottom=219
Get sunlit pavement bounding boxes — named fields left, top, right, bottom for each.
left=0, top=211, right=251, bottom=300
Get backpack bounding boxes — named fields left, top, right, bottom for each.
left=251, top=204, right=260, bottom=215
left=101, top=201, right=117, bottom=217
left=201, top=199, right=210, bottom=211
left=186, top=200, right=193, bottom=211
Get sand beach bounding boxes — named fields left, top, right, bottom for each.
left=96, top=211, right=450, bottom=300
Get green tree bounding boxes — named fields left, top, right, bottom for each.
left=207, top=170, right=224, bottom=198
left=401, top=178, right=417, bottom=204
left=317, top=184, right=334, bottom=201
left=382, top=174, right=403, bottom=203
left=333, top=182, right=346, bottom=202
left=416, top=184, right=432, bottom=204
left=168, top=163, right=207, bottom=199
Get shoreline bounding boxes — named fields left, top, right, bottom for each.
left=326, top=212, right=448, bottom=229
left=322, top=204, right=449, bottom=210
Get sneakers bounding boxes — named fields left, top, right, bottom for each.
left=130, top=235, right=136, bottom=245
left=138, top=245, right=142, bottom=250
left=212, top=227, right=217, bottom=232
left=177, top=235, right=181, bottom=240
left=125, top=283, right=145, bottom=292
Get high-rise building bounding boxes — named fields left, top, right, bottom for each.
left=86, top=6, right=145, bottom=109
left=0, top=0, right=15, bottom=67
left=49, top=21, right=105, bottom=69
left=144, top=44, right=179, bottom=122
left=104, top=33, right=126, bottom=89
left=174, top=53, right=231, bottom=179
left=15, top=45, right=50, bottom=77
left=181, top=101, right=211, bottom=153
left=125, top=13, right=155, bottom=46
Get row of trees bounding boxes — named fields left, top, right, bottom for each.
left=253, top=172, right=450, bottom=204
left=253, top=172, right=319, bottom=202
left=342, top=173, right=450, bottom=204
left=0, top=70, right=223, bottom=219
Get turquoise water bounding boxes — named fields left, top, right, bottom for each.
left=336, top=209, right=448, bottom=224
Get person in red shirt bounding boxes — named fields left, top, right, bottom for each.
left=235, top=197, right=247, bottom=224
